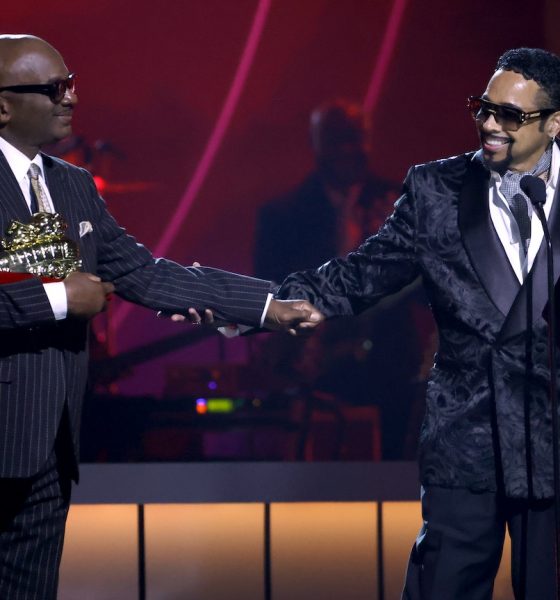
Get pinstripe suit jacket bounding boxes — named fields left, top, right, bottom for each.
left=0, top=151, right=271, bottom=479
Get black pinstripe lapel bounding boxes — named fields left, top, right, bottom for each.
left=41, top=154, right=84, bottom=252
left=42, top=154, right=71, bottom=221
left=0, top=151, right=33, bottom=225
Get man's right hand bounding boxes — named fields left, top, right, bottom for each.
left=264, top=299, right=324, bottom=335
left=64, top=272, right=115, bottom=319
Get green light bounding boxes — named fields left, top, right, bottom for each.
left=207, top=398, right=235, bottom=413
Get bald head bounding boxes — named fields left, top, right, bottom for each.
left=0, top=34, right=46, bottom=46
left=0, top=35, right=62, bottom=87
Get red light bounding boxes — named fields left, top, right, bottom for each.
left=93, top=175, right=107, bottom=194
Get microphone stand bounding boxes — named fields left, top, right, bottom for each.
left=532, top=200, right=560, bottom=599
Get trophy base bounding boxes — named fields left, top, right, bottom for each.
left=0, top=272, right=61, bottom=284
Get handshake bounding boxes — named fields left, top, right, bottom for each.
left=168, top=298, right=324, bottom=336
left=161, top=262, right=324, bottom=335
left=262, top=298, right=324, bottom=335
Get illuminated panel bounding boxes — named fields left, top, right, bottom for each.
left=57, top=499, right=513, bottom=598
left=58, top=505, right=138, bottom=600
left=111, top=0, right=272, bottom=331
left=382, top=502, right=512, bottom=598
left=494, top=533, right=512, bottom=599
left=271, top=502, right=377, bottom=600
left=382, top=501, right=421, bottom=599
left=144, top=504, right=264, bottom=599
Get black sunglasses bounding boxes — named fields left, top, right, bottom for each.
left=0, top=73, right=76, bottom=104
left=467, top=95, right=557, bottom=131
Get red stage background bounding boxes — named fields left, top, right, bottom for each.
left=2, top=1, right=558, bottom=399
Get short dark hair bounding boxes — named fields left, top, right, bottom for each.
left=495, top=48, right=560, bottom=109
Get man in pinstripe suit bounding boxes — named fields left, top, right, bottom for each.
left=0, top=34, right=322, bottom=598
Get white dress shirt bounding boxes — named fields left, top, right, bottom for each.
left=489, top=143, right=559, bottom=283
left=0, top=137, right=67, bottom=319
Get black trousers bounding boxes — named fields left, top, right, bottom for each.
left=402, top=486, right=556, bottom=600
left=0, top=432, right=73, bottom=599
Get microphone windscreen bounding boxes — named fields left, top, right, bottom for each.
left=520, top=175, right=546, bottom=207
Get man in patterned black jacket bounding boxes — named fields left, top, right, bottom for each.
left=276, top=48, right=560, bottom=599
left=0, top=34, right=321, bottom=599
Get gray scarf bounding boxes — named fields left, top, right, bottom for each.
left=499, top=145, right=552, bottom=254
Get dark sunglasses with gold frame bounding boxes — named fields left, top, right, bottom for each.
left=468, top=95, right=558, bottom=132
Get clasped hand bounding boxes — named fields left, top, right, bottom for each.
left=263, top=298, right=324, bottom=335
left=168, top=298, right=324, bottom=336
left=64, top=271, right=115, bottom=319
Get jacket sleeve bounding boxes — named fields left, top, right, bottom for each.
left=276, top=167, right=420, bottom=317
left=0, top=277, right=56, bottom=330
left=78, top=172, right=272, bottom=328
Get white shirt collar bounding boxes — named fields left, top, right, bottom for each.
left=0, top=136, right=44, bottom=183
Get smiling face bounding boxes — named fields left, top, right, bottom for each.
left=0, top=37, right=77, bottom=159
left=477, top=69, right=559, bottom=173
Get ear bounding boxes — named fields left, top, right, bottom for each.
left=549, top=110, right=560, bottom=140
left=0, top=95, right=10, bottom=125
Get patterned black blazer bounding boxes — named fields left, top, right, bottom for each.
left=279, top=145, right=560, bottom=499
left=0, top=151, right=271, bottom=479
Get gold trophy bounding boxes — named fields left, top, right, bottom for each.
left=0, top=213, right=81, bottom=281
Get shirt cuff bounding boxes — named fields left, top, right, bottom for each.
left=260, top=293, right=273, bottom=327
left=44, top=281, right=68, bottom=320
left=217, top=324, right=252, bottom=338
left=217, top=293, right=273, bottom=337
